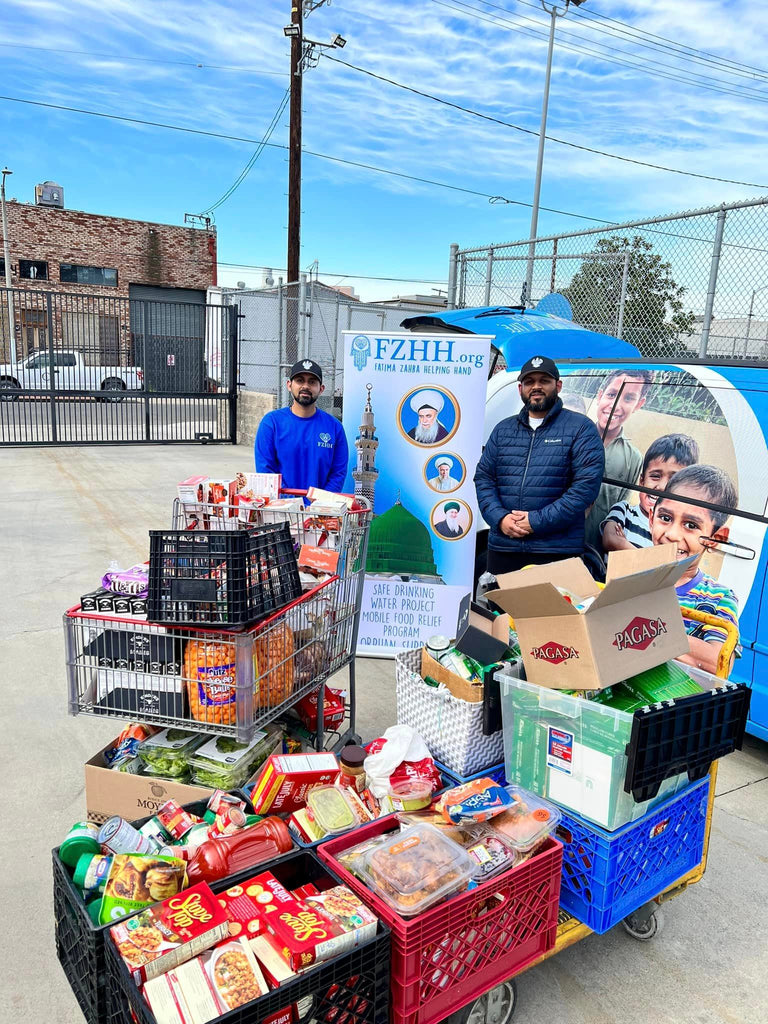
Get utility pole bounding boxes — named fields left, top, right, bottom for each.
left=1, top=167, right=15, bottom=364
left=287, top=2, right=303, bottom=291
left=523, top=1, right=585, bottom=306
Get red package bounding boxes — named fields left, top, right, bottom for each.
left=295, top=688, right=346, bottom=732
left=365, top=738, right=442, bottom=794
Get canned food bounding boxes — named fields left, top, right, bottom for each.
left=74, top=853, right=113, bottom=896
left=138, top=817, right=170, bottom=849
left=59, top=822, right=101, bottom=868
left=208, top=806, right=247, bottom=837
left=98, top=816, right=154, bottom=856
left=157, top=799, right=195, bottom=841
left=206, top=790, right=246, bottom=816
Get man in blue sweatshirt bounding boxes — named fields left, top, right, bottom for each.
left=254, top=359, right=349, bottom=492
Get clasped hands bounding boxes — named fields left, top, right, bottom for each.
left=500, top=511, right=533, bottom=538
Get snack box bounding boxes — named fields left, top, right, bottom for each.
left=298, top=545, right=340, bottom=574
left=215, top=879, right=268, bottom=942
left=177, top=476, right=209, bottom=511
left=249, top=934, right=297, bottom=987
left=306, top=487, right=356, bottom=510
left=143, top=961, right=219, bottom=1024
left=287, top=808, right=327, bottom=844
left=110, top=882, right=230, bottom=984
left=238, top=472, right=282, bottom=500
left=250, top=753, right=340, bottom=814
left=485, top=545, right=696, bottom=691
left=246, top=871, right=376, bottom=971
left=295, top=687, right=346, bottom=732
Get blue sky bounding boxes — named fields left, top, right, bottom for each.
left=1, top=0, right=767, bottom=300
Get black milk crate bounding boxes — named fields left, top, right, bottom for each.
left=53, top=792, right=262, bottom=1024
left=106, top=849, right=391, bottom=1024
left=148, top=523, right=301, bottom=628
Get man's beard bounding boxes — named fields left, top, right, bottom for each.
left=294, top=391, right=318, bottom=407
left=445, top=517, right=462, bottom=533
left=414, top=420, right=439, bottom=443
left=436, top=476, right=452, bottom=491
left=525, top=392, right=557, bottom=415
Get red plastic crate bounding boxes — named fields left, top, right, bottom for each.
left=318, top=816, right=562, bottom=1024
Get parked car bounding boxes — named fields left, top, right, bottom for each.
left=0, top=350, right=143, bottom=400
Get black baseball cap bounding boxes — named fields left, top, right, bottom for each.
left=289, top=359, right=323, bottom=384
left=518, top=355, right=560, bottom=382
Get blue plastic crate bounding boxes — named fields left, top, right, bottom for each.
left=556, top=776, right=709, bottom=934
left=434, top=760, right=506, bottom=787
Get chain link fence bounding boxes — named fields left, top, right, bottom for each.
left=229, top=280, right=443, bottom=417
left=451, top=196, right=768, bottom=361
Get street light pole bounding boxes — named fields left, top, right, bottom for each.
left=523, top=1, right=584, bottom=307
left=0, top=167, right=15, bottom=362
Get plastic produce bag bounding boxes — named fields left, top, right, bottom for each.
left=365, top=724, right=442, bottom=798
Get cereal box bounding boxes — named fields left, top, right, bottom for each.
left=110, top=882, right=229, bottom=984
left=249, top=753, right=339, bottom=815
left=178, top=477, right=209, bottom=512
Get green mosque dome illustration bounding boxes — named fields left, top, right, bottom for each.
left=366, top=498, right=439, bottom=576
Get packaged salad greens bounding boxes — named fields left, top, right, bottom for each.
left=137, top=728, right=207, bottom=778
left=187, top=727, right=281, bottom=789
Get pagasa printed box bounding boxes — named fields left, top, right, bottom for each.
left=110, top=882, right=229, bottom=984
left=486, top=545, right=695, bottom=691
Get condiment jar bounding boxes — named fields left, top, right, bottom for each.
left=185, top=816, right=293, bottom=885
left=338, top=745, right=367, bottom=793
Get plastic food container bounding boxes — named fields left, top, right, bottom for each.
left=359, top=824, right=474, bottom=917
left=454, top=827, right=519, bottom=880
left=306, top=786, right=359, bottom=834
left=187, top=727, right=280, bottom=789
left=388, top=780, right=432, bottom=812
left=138, top=728, right=207, bottom=778
left=489, top=786, right=561, bottom=852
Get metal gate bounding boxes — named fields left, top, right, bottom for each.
left=0, top=288, right=238, bottom=445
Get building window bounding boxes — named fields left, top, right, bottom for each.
left=19, top=259, right=49, bottom=280
left=59, top=263, right=118, bottom=287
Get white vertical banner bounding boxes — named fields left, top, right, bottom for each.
left=342, top=331, right=493, bottom=656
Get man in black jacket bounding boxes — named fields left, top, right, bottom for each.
left=474, top=355, right=605, bottom=575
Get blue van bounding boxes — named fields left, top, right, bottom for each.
left=402, top=307, right=768, bottom=741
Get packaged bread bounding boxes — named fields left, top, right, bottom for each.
left=253, top=623, right=294, bottom=709
left=184, top=638, right=238, bottom=726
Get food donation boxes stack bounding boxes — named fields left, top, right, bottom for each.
left=487, top=544, right=751, bottom=933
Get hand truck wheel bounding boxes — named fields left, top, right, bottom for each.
left=443, top=979, right=518, bottom=1024
left=622, top=906, right=664, bottom=941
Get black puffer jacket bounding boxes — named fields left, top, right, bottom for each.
left=474, top=398, right=605, bottom=553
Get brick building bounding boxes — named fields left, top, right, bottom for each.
left=1, top=186, right=217, bottom=366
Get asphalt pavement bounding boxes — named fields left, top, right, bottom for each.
left=1, top=442, right=766, bottom=1024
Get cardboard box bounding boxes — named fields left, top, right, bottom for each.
left=85, top=741, right=216, bottom=823
left=486, top=546, right=695, bottom=691
left=454, top=594, right=511, bottom=666
left=420, top=648, right=484, bottom=703
left=249, top=753, right=339, bottom=814
left=298, top=545, right=339, bottom=574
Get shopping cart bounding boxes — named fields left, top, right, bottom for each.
left=169, top=489, right=372, bottom=749
left=444, top=610, right=741, bottom=1024
left=65, top=572, right=363, bottom=747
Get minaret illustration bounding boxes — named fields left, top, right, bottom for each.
left=352, top=383, right=379, bottom=506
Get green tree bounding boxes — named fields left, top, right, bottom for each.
left=561, top=234, right=696, bottom=358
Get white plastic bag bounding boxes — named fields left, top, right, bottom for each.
left=364, top=724, right=435, bottom=798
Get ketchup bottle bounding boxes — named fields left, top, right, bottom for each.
left=185, top=816, right=293, bottom=885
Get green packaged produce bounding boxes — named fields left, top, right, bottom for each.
left=590, top=685, right=649, bottom=713
left=187, top=727, right=281, bottom=789
left=137, top=728, right=206, bottom=778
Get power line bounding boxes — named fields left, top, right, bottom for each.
left=0, top=40, right=289, bottom=77
left=0, top=90, right=615, bottom=225
left=201, top=89, right=290, bottom=215
left=435, top=0, right=768, bottom=107
left=323, top=53, right=768, bottom=188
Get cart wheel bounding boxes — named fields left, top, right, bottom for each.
left=445, top=980, right=518, bottom=1024
left=622, top=907, right=664, bottom=941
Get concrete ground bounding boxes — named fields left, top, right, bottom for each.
left=1, top=443, right=766, bottom=1024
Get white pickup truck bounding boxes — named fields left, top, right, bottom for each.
left=0, top=350, right=143, bottom=400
